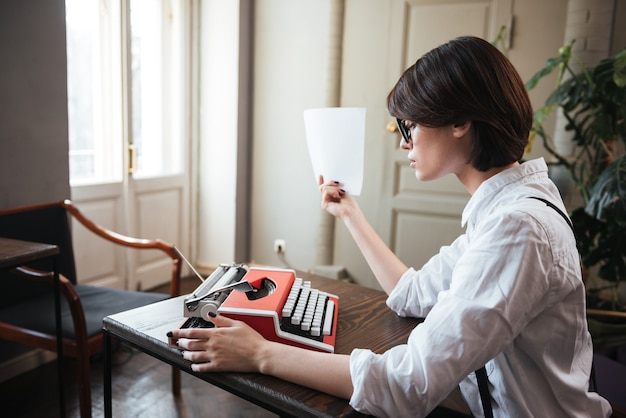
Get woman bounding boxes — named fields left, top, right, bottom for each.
left=170, top=36, right=611, bottom=417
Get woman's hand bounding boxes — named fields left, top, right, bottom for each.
left=171, top=314, right=269, bottom=373
left=171, top=313, right=354, bottom=400
left=318, top=175, right=360, bottom=220
left=318, top=176, right=407, bottom=294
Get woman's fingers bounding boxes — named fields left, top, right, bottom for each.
left=171, top=314, right=268, bottom=373
left=181, top=346, right=211, bottom=363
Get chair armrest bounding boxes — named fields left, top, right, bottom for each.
left=9, top=266, right=89, bottom=342
left=62, top=200, right=177, bottom=255
left=10, top=265, right=57, bottom=284
left=587, top=309, right=626, bottom=320
left=587, top=308, right=626, bottom=351
left=61, top=200, right=183, bottom=296
left=11, top=266, right=81, bottom=303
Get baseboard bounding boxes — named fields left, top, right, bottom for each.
left=0, top=349, right=56, bottom=383
left=310, top=265, right=352, bottom=281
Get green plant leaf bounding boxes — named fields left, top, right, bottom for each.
left=532, top=104, right=557, bottom=127
left=613, top=48, right=626, bottom=87
left=596, top=227, right=626, bottom=282
left=529, top=43, right=626, bottom=287
left=545, top=77, right=578, bottom=108
left=585, top=156, right=626, bottom=220
left=525, top=42, right=574, bottom=91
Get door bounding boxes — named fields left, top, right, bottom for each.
left=383, top=0, right=499, bottom=270
left=338, top=0, right=509, bottom=288
left=66, top=0, right=191, bottom=290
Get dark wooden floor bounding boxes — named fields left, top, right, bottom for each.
left=0, top=276, right=278, bottom=418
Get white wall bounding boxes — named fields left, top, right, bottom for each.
left=0, top=0, right=70, bottom=208
left=248, top=0, right=332, bottom=270
left=197, top=0, right=244, bottom=268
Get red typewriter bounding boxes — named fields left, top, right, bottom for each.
left=169, top=265, right=339, bottom=353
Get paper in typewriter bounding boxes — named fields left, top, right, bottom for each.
left=303, top=107, right=365, bottom=196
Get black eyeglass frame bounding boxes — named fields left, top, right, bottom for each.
left=396, top=118, right=411, bottom=144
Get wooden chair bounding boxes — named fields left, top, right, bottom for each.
left=0, top=200, right=183, bottom=418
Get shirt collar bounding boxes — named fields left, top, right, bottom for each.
left=461, top=158, right=549, bottom=228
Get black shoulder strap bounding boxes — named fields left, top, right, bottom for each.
left=476, top=366, right=494, bottom=418
left=528, top=196, right=575, bottom=235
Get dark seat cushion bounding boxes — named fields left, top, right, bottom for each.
left=594, top=352, right=626, bottom=412
left=0, top=271, right=52, bottom=306
left=0, top=285, right=168, bottom=338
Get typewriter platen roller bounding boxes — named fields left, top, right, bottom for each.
left=182, top=262, right=250, bottom=320
left=170, top=266, right=339, bottom=353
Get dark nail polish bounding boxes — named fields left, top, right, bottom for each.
left=209, top=311, right=217, bottom=318
left=166, top=331, right=173, bottom=337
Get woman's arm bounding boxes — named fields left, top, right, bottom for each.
left=171, top=314, right=354, bottom=399
left=319, top=176, right=407, bottom=294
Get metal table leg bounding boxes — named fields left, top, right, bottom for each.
left=53, top=257, right=66, bottom=417
left=104, top=330, right=112, bottom=418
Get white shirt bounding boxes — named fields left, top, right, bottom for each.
left=349, top=158, right=612, bottom=418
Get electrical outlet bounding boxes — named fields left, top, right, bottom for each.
left=274, top=239, right=286, bottom=254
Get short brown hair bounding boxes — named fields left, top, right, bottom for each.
left=387, top=36, right=532, bottom=172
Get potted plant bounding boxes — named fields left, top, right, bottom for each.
left=525, top=40, right=626, bottom=346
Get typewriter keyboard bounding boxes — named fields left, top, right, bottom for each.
left=181, top=316, right=215, bottom=329
left=279, top=277, right=335, bottom=341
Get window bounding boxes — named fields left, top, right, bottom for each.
left=65, top=0, right=187, bottom=185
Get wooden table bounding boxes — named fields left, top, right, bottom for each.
left=103, top=272, right=462, bottom=417
left=0, top=237, right=59, bottom=269
left=0, top=237, right=64, bottom=416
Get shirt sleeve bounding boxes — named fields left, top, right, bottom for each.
left=349, top=209, right=556, bottom=418
left=387, top=233, right=468, bottom=318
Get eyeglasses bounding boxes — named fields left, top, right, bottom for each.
left=396, top=118, right=411, bottom=144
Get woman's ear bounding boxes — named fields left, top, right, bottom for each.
left=452, top=121, right=472, bottom=138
